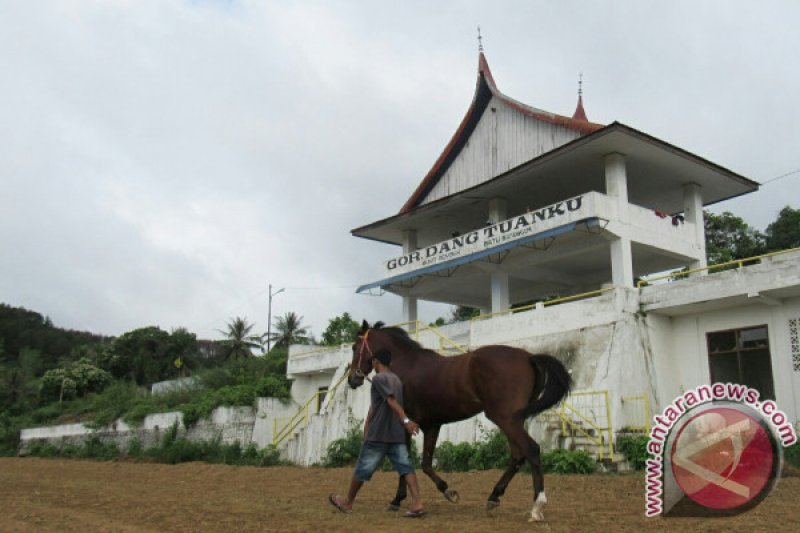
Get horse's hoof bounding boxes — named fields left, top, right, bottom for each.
left=486, top=500, right=500, bottom=515
left=528, top=510, right=545, bottom=522
left=444, top=488, right=460, bottom=503
left=386, top=503, right=400, bottom=511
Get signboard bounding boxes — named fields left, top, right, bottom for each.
left=384, top=194, right=589, bottom=277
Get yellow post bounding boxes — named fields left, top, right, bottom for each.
left=603, top=390, right=614, bottom=458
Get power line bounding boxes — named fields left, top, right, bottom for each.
left=285, top=285, right=358, bottom=291
left=761, top=168, right=800, bottom=186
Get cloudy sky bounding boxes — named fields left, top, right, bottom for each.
left=1, top=1, right=798, bottom=341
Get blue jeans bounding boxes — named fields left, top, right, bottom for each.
left=354, top=441, right=415, bottom=481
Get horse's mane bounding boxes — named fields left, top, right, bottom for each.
left=373, top=322, right=424, bottom=351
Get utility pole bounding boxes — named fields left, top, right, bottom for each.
left=267, top=284, right=285, bottom=353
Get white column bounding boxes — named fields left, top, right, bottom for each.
left=605, top=153, right=628, bottom=221
left=402, top=295, right=418, bottom=323
left=610, top=237, right=634, bottom=288
left=487, top=198, right=510, bottom=312
left=488, top=197, right=507, bottom=224
left=491, top=270, right=510, bottom=313
left=401, top=230, right=418, bottom=323
left=683, top=183, right=707, bottom=271
left=605, top=153, right=633, bottom=287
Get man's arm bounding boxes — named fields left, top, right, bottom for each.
left=364, top=406, right=373, bottom=437
left=386, top=396, right=419, bottom=435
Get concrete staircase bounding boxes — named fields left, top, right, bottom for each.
left=537, top=411, right=632, bottom=472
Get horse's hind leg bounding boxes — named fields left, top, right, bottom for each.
left=421, top=426, right=459, bottom=503
left=388, top=474, right=407, bottom=511
left=491, top=418, right=548, bottom=522
left=387, top=433, right=411, bottom=510
left=486, top=454, right=526, bottom=512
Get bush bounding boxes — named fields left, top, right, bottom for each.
left=26, top=436, right=119, bottom=460
left=616, top=434, right=649, bottom=470
left=27, top=441, right=61, bottom=457
left=323, top=421, right=363, bottom=467
left=432, top=429, right=511, bottom=472
left=785, top=442, right=800, bottom=469
left=472, top=429, right=511, bottom=470
left=541, top=449, right=598, bottom=474
left=434, top=441, right=477, bottom=472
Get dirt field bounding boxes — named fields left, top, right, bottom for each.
left=1, top=458, right=798, bottom=532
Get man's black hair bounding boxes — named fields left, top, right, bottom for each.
left=371, top=348, right=392, bottom=367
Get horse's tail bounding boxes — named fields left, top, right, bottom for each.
left=523, top=354, right=572, bottom=418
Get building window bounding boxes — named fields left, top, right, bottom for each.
left=317, top=386, right=328, bottom=413
left=790, top=318, right=800, bottom=372
left=707, top=325, right=775, bottom=400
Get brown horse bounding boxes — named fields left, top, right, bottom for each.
left=347, top=321, right=572, bottom=522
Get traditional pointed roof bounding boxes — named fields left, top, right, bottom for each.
left=400, top=52, right=604, bottom=214
left=573, top=94, right=588, bottom=121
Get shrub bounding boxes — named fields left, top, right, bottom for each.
left=81, top=436, right=120, bottom=461
left=616, top=434, right=649, bottom=470
left=323, top=417, right=364, bottom=467
left=434, top=441, right=478, bottom=472
left=472, top=429, right=510, bottom=470
left=26, top=436, right=119, bottom=460
left=785, top=442, right=800, bottom=469
left=27, top=441, right=60, bottom=458
left=541, top=449, right=598, bottom=474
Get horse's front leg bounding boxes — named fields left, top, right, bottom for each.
left=421, top=425, right=459, bottom=503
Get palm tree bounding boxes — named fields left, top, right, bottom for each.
left=269, top=312, right=309, bottom=350
left=218, top=317, right=263, bottom=359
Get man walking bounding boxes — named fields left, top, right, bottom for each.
left=328, top=348, right=425, bottom=517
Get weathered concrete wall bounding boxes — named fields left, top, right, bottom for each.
left=19, top=398, right=298, bottom=455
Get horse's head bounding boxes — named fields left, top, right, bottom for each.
left=347, top=320, right=384, bottom=389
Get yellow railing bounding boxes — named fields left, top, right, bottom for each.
left=636, top=246, right=800, bottom=288
left=392, top=320, right=468, bottom=353
left=621, top=394, right=651, bottom=433
left=556, top=390, right=614, bottom=460
left=472, top=287, right=615, bottom=322
left=272, top=369, right=349, bottom=446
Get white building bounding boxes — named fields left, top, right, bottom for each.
left=282, top=52, right=800, bottom=465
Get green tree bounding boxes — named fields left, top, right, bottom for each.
left=103, top=326, right=198, bottom=386
left=704, top=210, right=765, bottom=264
left=269, top=312, right=310, bottom=349
left=219, top=317, right=263, bottom=360
left=449, top=305, right=479, bottom=323
left=320, top=312, right=360, bottom=346
left=765, top=206, right=800, bottom=252
left=40, top=358, right=113, bottom=402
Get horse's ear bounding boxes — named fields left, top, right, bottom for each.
left=359, top=320, right=369, bottom=336
left=374, top=321, right=385, bottom=330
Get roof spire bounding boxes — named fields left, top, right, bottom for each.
left=477, top=25, right=484, bottom=52
left=572, top=72, right=588, bottom=121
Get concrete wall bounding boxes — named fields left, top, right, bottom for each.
left=19, top=397, right=298, bottom=455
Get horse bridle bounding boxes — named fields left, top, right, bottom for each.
left=353, top=330, right=374, bottom=380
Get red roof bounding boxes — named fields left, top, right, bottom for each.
left=573, top=94, right=588, bottom=121
left=400, top=53, right=604, bottom=214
